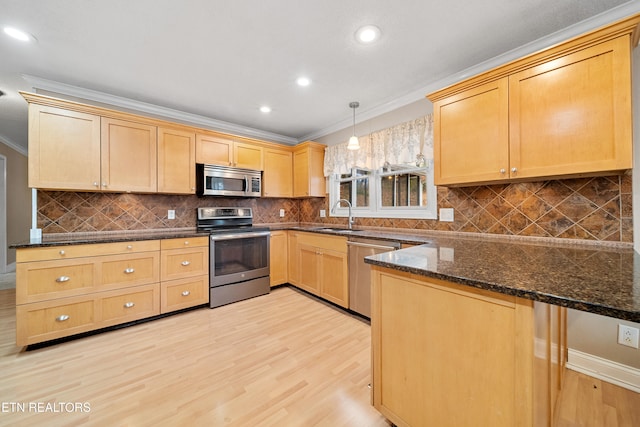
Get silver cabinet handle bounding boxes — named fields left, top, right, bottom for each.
left=124, top=268, right=135, bottom=274
left=55, top=276, right=70, bottom=283
left=102, top=182, right=108, bottom=188
left=181, top=291, right=190, bottom=297
left=93, top=182, right=99, bottom=187
left=500, top=168, right=506, bottom=174
left=56, top=315, right=70, bottom=322
left=511, top=167, right=518, bottom=173
left=126, top=245, right=133, bottom=250
left=181, top=261, right=191, bottom=266
left=184, top=241, right=189, bottom=245
left=123, top=302, right=135, bottom=308
left=59, top=250, right=66, bottom=256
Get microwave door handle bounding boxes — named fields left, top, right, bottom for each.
left=244, top=176, right=249, bottom=193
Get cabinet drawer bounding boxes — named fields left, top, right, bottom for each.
left=100, top=252, right=160, bottom=288
left=161, top=276, right=209, bottom=313
left=17, top=240, right=160, bottom=262
left=161, top=246, right=208, bottom=281
left=100, top=284, right=160, bottom=325
left=160, top=236, right=209, bottom=250
left=16, top=260, right=95, bottom=304
left=17, top=298, right=95, bottom=346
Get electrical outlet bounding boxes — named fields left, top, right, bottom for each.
left=618, top=324, right=640, bottom=349
left=439, top=208, right=454, bottom=222
left=320, top=209, right=326, bottom=218
left=279, top=209, right=285, bottom=217
left=167, top=210, right=175, bottom=220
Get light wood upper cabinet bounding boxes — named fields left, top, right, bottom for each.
left=196, top=133, right=233, bottom=166
left=293, top=141, right=326, bottom=197
left=28, top=104, right=101, bottom=191
left=509, top=36, right=632, bottom=180
left=428, top=18, right=638, bottom=186
left=234, top=141, right=263, bottom=170
left=23, top=93, right=324, bottom=197
left=158, top=127, right=196, bottom=194
left=101, top=118, right=157, bottom=193
left=433, top=78, right=509, bottom=185
left=196, top=133, right=264, bottom=170
left=263, top=148, right=293, bottom=197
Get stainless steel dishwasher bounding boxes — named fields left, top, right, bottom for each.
left=347, top=237, right=400, bottom=318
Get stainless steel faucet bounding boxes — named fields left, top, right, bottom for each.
left=332, top=198, right=355, bottom=229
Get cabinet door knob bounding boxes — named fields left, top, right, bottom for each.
left=56, top=315, right=70, bottom=322
left=59, top=250, right=66, bottom=256
left=124, top=268, right=135, bottom=274
left=55, top=276, right=70, bottom=283
left=184, top=241, right=189, bottom=245
left=102, top=182, right=108, bottom=188
left=181, top=261, right=191, bottom=266
left=123, top=302, right=135, bottom=308
left=181, top=290, right=191, bottom=297
left=500, top=168, right=506, bottom=174
left=511, top=167, right=518, bottom=173
left=93, top=182, right=99, bottom=187
left=126, top=245, right=133, bottom=250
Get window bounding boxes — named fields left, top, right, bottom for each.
left=329, top=162, right=437, bottom=219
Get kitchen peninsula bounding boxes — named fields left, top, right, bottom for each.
left=365, top=233, right=639, bottom=426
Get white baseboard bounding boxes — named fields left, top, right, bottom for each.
left=566, top=348, right=640, bottom=393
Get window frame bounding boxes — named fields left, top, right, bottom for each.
left=329, top=162, right=437, bottom=220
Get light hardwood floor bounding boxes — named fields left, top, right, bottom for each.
left=1, top=286, right=638, bottom=426
left=554, top=369, right=640, bottom=427
left=0, top=287, right=390, bottom=426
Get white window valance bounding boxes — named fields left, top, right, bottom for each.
left=323, top=114, right=434, bottom=176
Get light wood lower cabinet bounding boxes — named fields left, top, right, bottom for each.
left=295, top=232, right=348, bottom=308
left=287, top=232, right=299, bottom=285
left=161, top=276, right=208, bottom=314
left=371, top=266, right=566, bottom=427
left=16, top=237, right=209, bottom=346
left=269, top=230, right=288, bottom=287
left=160, top=237, right=209, bottom=313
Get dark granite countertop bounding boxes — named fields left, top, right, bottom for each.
left=10, top=225, right=639, bottom=322
left=364, top=234, right=640, bottom=323
left=9, top=229, right=211, bottom=249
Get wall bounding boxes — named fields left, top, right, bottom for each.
left=0, top=140, right=30, bottom=266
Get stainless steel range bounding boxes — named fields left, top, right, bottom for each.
left=197, top=207, right=270, bottom=308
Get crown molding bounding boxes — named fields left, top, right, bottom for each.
left=21, top=75, right=298, bottom=145
left=0, top=133, right=28, bottom=156
left=302, top=2, right=640, bottom=141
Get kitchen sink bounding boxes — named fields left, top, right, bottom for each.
left=313, top=227, right=356, bottom=233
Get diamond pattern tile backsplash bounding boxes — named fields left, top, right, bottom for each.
left=38, top=173, right=632, bottom=242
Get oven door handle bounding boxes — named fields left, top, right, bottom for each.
left=209, top=230, right=271, bottom=241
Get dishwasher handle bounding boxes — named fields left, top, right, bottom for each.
left=347, top=241, right=399, bottom=251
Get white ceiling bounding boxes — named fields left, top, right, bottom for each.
left=0, top=0, right=638, bottom=153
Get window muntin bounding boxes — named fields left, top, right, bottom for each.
left=329, top=162, right=437, bottom=219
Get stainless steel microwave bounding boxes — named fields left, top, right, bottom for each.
left=196, top=164, right=262, bottom=197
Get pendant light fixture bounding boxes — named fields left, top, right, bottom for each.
left=347, top=101, right=360, bottom=150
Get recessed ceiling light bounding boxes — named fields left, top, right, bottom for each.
left=296, top=77, right=311, bottom=87
left=259, top=106, right=272, bottom=113
left=355, top=25, right=381, bottom=44
left=3, top=26, right=35, bottom=42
